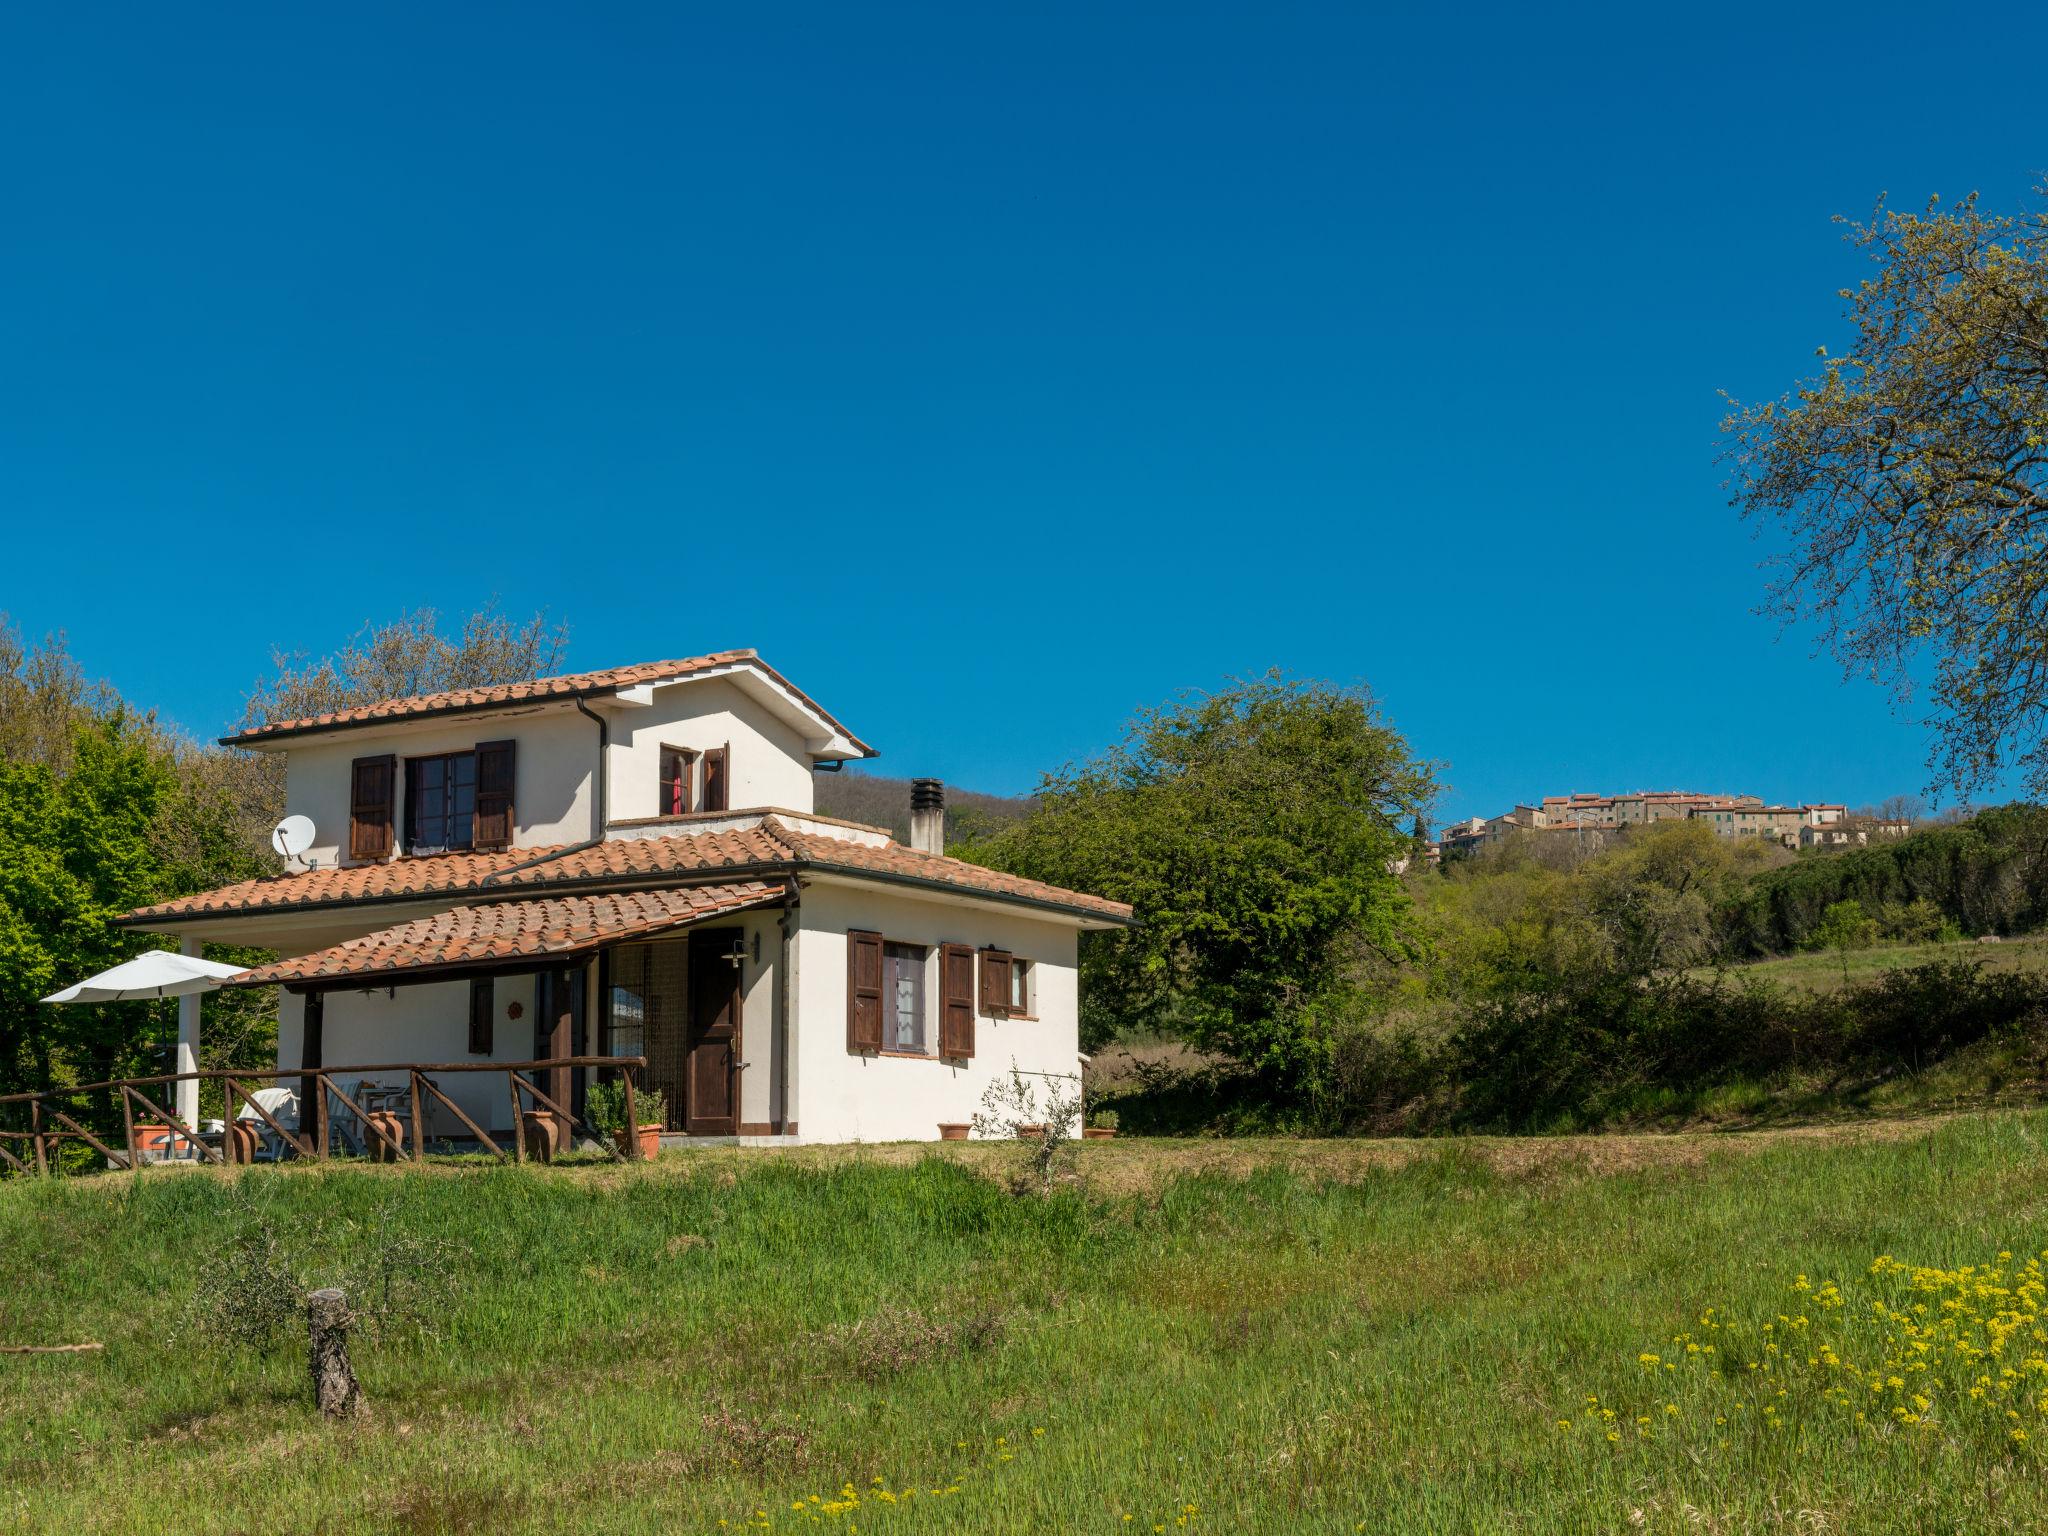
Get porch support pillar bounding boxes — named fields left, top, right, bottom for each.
left=545, top=966, right=574, bottom=1147
left=299, top=990, right=325, bottom=1152
left=175, top=935, right=203, bottom=1130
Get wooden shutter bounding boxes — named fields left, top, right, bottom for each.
left=473, top=740, right=516, bottom=849
left=659, top=746, right=694, bottom=816
left=847, top=930, right=884, bottom=1053
left=702, top=744, right=729, bottom=813
left=940, top=943, right=976, bottom=1059
left=348, top=755, right=395, bottom=861
left=468, top=977, right=495, bottom=1055
left=979, top=949, right=1013, bottom=1014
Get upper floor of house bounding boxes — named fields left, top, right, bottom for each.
left=223, top=650, right=875, bottom=868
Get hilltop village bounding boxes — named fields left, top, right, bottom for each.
left=1436, top=789, right=1913, bottom=861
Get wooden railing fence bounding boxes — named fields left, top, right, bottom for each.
left=0, top=1057, right=649, bottom=1176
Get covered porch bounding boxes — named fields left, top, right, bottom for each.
left=258, top=880, right=798, bottom=1149
left=1, top=879, right=800, bottom=1177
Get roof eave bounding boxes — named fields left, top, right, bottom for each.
left=216, top=686, right=623, bottom=749
left=124, top=857, right=1132, bottom=932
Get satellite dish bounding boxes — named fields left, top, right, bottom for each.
left=271, top=815, right=317, bottom=861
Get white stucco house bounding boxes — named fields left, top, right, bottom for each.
left=119, top=650, right=1131, bottom=1145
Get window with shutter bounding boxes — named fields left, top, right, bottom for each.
left=847, top=930, right=885, bottom=1053
left=468, top=977, right=495, bottom=1055
left=940, top=943, right=976, bottom=1059
left=979, top=949, right=1014, bottom=1014
left=658, top=745, right=696, bottom=816
left=348, top=755, right=396, bottom=861
left=702, top=744, right=729, bottom=813
left=474, top=740, right=516, bottom=849
left=406, top=750, right=478, bottom=852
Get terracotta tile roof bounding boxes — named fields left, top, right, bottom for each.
left=124, top=815, right=1134, bottom=927
left=222, top=648, right=874, bottom=754
left=125, top=844, right=577, bottom=921
left=490, top=818, right=1136, bottom=922
left=231, top=883, right=785, bottom=988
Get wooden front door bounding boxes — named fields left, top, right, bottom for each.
left=685, top=929, right=742, bottom=1136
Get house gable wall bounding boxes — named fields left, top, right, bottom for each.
left=601, top=676, right=817, bottom=821
left=792, top=880, right=1081, bottom=1144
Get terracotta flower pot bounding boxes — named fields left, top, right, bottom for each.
left=365, top=1110, right=406, bottom=1163
left=1017, top=1123, right=1047, bottom=1141
left=937, top=1122, right=970, bottom=1141
left=617, top=1124, right=663, bottom=1159
left=134, top=1123, right=171, bottom=1160
left=1083, top=1126, right=1117, bottom=1140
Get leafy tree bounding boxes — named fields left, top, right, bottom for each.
left=240, top=602, right=569, bottom=730
left=0, top=713, right=181, bottom=1097
left=961, top=673, right=1434, bottom=1092
left=1723, top=190, right=2048, bottom=800
left=0, top=605, right=566, bottom=1111
left=1811, top=899, right=1879, bottom=983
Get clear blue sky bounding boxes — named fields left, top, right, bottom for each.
left=3, top=3, right=2042, bottom=819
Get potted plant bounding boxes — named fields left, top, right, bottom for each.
left=937, top=1122, right=970, bottom=1141
left=1083, top=1110, right=1119, bottom=1141
left=628, top=1089, right=667, bottom=1159
left=589, top=1081, right=666, bottom=1160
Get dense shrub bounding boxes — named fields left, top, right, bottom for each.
left=1718, top=806, right=2048, bottom=956
left=1447, top=958, right=2048, bottom=1131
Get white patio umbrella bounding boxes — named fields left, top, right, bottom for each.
left=41, top=950, right=248, bottom=1003
left=43, top=950, right=250, bottom=1135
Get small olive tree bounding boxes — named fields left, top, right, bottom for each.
left=971, top=1061, right=1083, bottom=1192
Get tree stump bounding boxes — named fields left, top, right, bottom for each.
left=307, top=1288, right=364, bottom=1419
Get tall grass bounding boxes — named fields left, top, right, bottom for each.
left=5, top=1122, right=2048, bottom=1532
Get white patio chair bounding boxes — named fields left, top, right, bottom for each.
left=235, top=1087, right=300, bottom=1161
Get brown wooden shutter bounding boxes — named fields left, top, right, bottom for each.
left=659, top=746, right=694, bottom=816
left=847, top=930, right=885, bottom=1053
left=979, top=949, right=1013, bottom=1014
left=348, top=755, right=396, bottom=861
left=468, top=977, right=495, bottom=1055
left=473, top=739, right=517, bottom=849
left=940, top=943, right=976, bottom=1059
left=702, top=744, right=729, bottom=812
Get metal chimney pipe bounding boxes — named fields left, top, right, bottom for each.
left=909, top=778, right=945, bottom=855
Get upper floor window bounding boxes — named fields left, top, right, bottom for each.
left=407, top=751, right=476, bottom=852
left=656, top=742, right=729, bottom=816
left=348, top=738, right=513, bottom=859
left=659, top=746, right=696, bottom=817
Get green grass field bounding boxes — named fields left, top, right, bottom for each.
left=6, top=1121, right=2048, bottom=1534
left=1697, top=933, right=2048, bottom=995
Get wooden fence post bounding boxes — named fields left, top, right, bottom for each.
left=507, top=1071, right=526, bottom=1164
